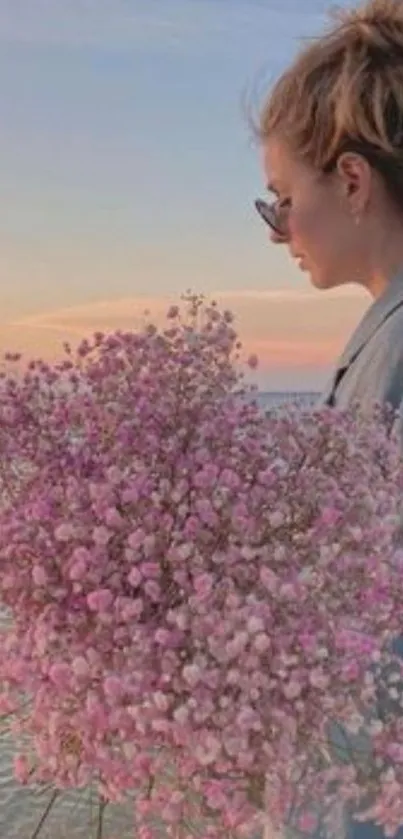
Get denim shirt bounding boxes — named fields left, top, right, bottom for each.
left=292, top=270, right=403, bottom=839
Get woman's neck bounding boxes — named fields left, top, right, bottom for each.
left=363, top=234, right=403, bottom=299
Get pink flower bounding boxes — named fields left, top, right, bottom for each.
left=154, top=628, right=171, bottom=645
left=194, top=573, right=213, bottom=598
left=127, top=529, right=145, bottom=550
left=104, top=507, right=124, bottom=529
left=128, top=567, right=141, bottom=587
left=87, top=589, right=113, bottom=612
left=103, top=675, right=124, bottom=701
left=195, top=734, right=221, bottom=766
left=141, top=561, right=159, bottom=578
left=259, top=567, right=279, bottom=593
left=49, top=662, right=71, bottom=688
left=220, top=468, right=241, bottom=490
left=69, top=558, right=87, bottom=581
left=182, top=664, right=202, bottom=686
left=72, top=656, right=90, bottom=679
left=319, top=506, right=340, bottom=526
left=309, top=668, right=330, bottom=690
left=144, top=580, right=160, bottom=601
left=247, top=353, right=258, bottom=369
left=0, top=293, right=402, bottom=837
left=283, top=679, right=302, bottom=700
left=153, top=691, right=170, bottom=712
left=54, top=522, right=75, bottom=541
left=32, top=565, right=47, bottom=586
left=297, top=812, right=319, bottom=833
left=92, top=526, right=112, bottom=546
left=195, top=498, right=217, bottom=526
left=254, top=632, right=271, bottom=653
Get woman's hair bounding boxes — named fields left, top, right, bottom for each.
left=258, top=0, right=403, bottom=206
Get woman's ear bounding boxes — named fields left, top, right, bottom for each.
left=336, top=152, right=371, bottom=213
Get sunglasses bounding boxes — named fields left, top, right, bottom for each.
left=254, top=159, right=335, bottom=239
left=254, top=196, right=292, bottom=239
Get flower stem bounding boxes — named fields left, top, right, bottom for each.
left=96, top=796, right=107, bottom=839
left=29, top=790, right=59, bottom=839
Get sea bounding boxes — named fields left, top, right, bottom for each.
left=0, top=390, right=319, bottom=838
left=252, top=391, right=319, bottom=409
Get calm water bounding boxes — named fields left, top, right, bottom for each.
left=253, top=391, right=319, bottom=409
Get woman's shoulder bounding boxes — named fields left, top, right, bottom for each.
left=369, top=301, right=403, bottom=364
left=382, top=297, right=403, bottom=334
left=332, top=302, right=403, bottom=411
left=356, top=304, right=403, bottom=408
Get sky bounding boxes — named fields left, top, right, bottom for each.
left=0, top=0, right=368, bottom=389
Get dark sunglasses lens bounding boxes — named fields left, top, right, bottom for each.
left=254, top=199, right=283, bottom=236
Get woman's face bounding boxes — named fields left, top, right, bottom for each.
left=261, top=137, right=368, bottom=291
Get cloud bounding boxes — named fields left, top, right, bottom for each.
left=6, top=286, right=366, bottom=330
left=214, top=287, right=366, bottom=301
left=1, top=288, right=368, bottom=372
left=7, top=296, right=171, bottom=334
left=250, top=338, right=343, bottom=367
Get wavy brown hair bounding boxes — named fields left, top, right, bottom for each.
left=258, top=0, right=403, bottom=207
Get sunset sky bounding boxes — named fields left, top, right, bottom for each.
left=0, top=0, right=366, bottom=390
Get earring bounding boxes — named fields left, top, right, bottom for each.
left=353, top=213, right=361, bottom=226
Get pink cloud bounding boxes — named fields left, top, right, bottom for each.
left=0, top=289, right=367, bottom=382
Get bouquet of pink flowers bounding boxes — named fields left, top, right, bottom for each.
left=1, top=294, right=403, bottom=839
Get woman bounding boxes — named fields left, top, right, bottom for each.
left=254, top=1, right=403, bottom=836
left=255, top=0, right=403, bottom=419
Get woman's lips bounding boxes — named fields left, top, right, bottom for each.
left=295, top=255, right=307, bottom=270
left=289, top=248, right=309, bottom=271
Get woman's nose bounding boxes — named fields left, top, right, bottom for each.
left=269, top=230, right=288, bottom=244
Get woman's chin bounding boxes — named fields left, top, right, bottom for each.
left=307, top=267, right=338, bottom=291
left=296, top=257, right=336, bottom=290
